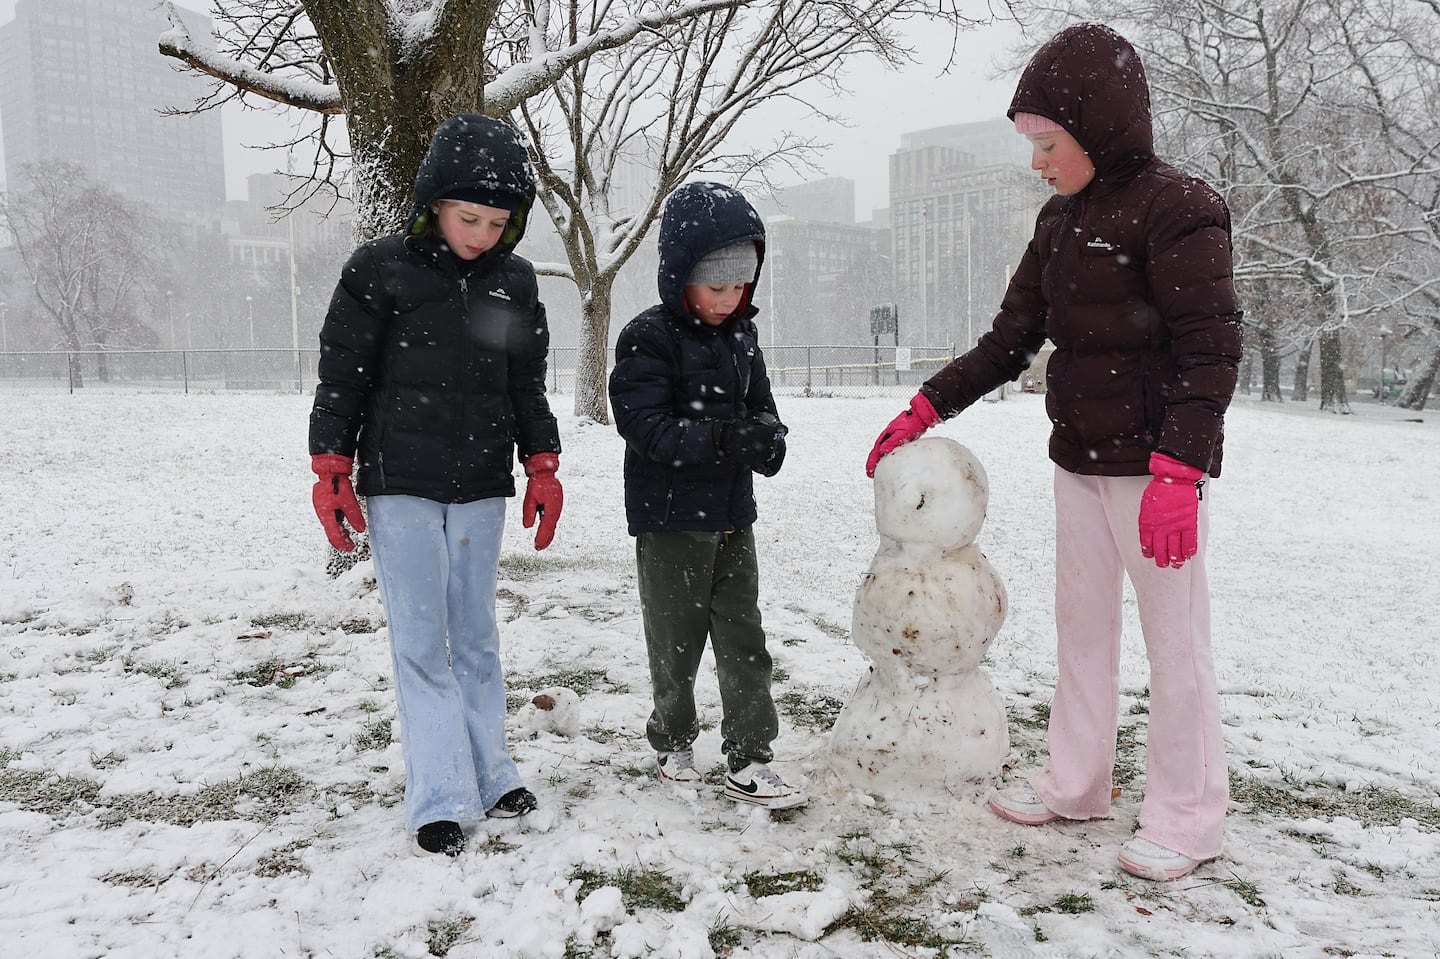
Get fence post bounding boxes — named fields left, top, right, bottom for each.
left=68, top=353, right=75, bottom=394
left=806, top=346, right=812, bottom=394
left=183, top=351, right=190, bottom=394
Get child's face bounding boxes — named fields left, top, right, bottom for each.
left=1025, top=130, right=1095, bottom=196
left=685, top=282, right=747, bottom=326
left=435, top=201, right=511, bottom=260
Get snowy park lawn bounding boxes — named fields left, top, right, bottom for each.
left=1, top=389, right=1437, bottom=959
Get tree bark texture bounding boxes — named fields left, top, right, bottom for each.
left=574, top=281, right=615, bottom=424
left=1317, top=329, right=1350, bottom=412
left=302, top=0, right=498, bottom=240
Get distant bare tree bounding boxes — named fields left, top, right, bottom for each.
left=157, top=0, right=762, bottom=240
left=0, top=163, right=161, bottom=386
left=508, top=0, right=1004, bottom=421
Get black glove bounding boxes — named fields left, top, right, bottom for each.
left=721, top=412, right=786, bottom=467
left=747, top=411, right=788, bottom=477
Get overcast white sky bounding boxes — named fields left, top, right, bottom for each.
left=0, top=2, right=1026, bottom=213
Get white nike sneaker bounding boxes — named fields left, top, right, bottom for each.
left=656, top=749, right=705, bottom=788
left=724, top=763, right=806, bottom=809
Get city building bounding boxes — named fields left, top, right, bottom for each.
left=754, top=176, right=857, bottom=225
left=0, top=0, right=225, bottom=225
left=887, top=120, right=1045, bottom=350
left=763, top=214, right=889, bottom=347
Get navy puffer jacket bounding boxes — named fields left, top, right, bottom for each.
left=308, top=115, right=560, bottom=502
left=609, top=182, right=784, bottom=535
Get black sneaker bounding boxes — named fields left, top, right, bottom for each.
left=485, top=787, right=538, bottom=819
left=412, top=820, right=466, bottom=857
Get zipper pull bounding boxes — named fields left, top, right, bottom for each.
left=1195, top=479, right=1206, bottom=501
left=459, top=276, right=468, bottom=292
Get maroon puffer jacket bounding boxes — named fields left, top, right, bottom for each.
left=921, top=23, right=1242, bottom=477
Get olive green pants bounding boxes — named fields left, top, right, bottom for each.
left=635, top=527, right=778, bottom=769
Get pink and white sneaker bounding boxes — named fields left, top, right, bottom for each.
left=1117, top=836, right=1210, bottom=881
left=988, top=780, right=1066, bottom=825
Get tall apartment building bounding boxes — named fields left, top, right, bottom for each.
left=888, top=119, right=1045, bottom=350
left=755, top=177, right=857, bottom=226
left=0, top=0, right=225, bottom=224
left=763, top=215, right=889, bottom=347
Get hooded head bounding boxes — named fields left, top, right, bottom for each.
left=1007, top=23, right=1154, bottom=189
left=406, top=114, right=537, bottom=255
left=657, top=182, right=766, bottom=323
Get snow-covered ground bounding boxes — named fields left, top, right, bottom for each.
left=1, top=389, right=1436, bottom=959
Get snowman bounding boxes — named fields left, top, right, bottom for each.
left=828, top=436, right=1010, bottom=797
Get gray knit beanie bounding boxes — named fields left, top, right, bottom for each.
left=687, top=241, right=758, bottom=286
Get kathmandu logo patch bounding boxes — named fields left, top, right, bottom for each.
left=1086, top=237, right=1116, bottom=251
left=489, top=287, right=512, bottom=301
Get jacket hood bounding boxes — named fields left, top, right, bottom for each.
left=1007, top=23, right=1154, bottom=189
left=657, top=182, right=766, bottom=321
left=406, top=114, right=537, bottom=255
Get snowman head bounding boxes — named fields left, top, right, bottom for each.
left=873, top=437, right=989, bottom=548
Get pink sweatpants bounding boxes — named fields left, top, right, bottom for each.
left=1031, top=466, right=1228, bottom=860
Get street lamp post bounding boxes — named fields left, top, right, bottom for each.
left=165, top=290, right=174, bottom=349
left=1, top=302, right=8, bottom=353
left=1378, top=326, right=1391, bottom=405
left=246, top=296, right=255, bottom=349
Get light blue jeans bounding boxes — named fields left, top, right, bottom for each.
left=367, top=494, right=522, bottom=832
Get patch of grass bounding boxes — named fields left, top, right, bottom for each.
left=121, top=656, right=189, bottom=689
left=776, top=689, right=846, bottom=731
left=509, top=664, right=625, bottom=696
left=353, top=717, right=392, bottom=751
left=825, top=891, right=966, bottom=954
left=771, top=664, right=790, bottom=684
left=708, top=914, right=743, bottom=955
left=426, top=914, right=474, bottom=957
left=807, top=614, right=848, bottom=642
left=90, top=750, right=125, bottom=770
left=570, top=866, right=687, bottom=912
left=1021, top=892, right=1095, bottom=916
left=495, top=586, right=529, bottom=622
left=1112, top=721, right=1144, bottom=790
left=745, top=869, right=824, bottom=898
left=1007, top=700, right=1051, bottom=730
left=250, top=612, right=316, bottom=632
left=1225, top=875, right=1266, bottom=907
left=498, top=553, right=581, bottom=579
left=337, top=618, right=380, bottom=634
left=99, top=766, right=312, bottom=828
left=255, top=840, right=311, bottom=877
left=473, top=834, right=518, bottom=855
left=228, top=658, right=326, bottom=689
left=1332, top=868, right=1365, bottom=897
left=0, top=751, right=102, bottom=818
left=100, top=870, right=167, bottom=889
left=1231, top=772, right=1440, bottom=831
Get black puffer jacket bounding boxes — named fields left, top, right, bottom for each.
left=309, top=114, right=560, bottom=502
left=609, top=182, right=783, bottom=535
left=920, top=24, right=1242, bottom=477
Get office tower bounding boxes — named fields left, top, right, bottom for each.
left=0, top=0, right=225, bottom=224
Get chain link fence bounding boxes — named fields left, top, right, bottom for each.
left=0, top=345, right=973, bottom=400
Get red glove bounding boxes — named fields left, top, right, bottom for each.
left=1138, top=452, right=1205, bottom=569
left=522, top=453, right=563, bottom=551
left=311, top=453, right=366, bottom=552
left=865, top=393, right=942, bottom=477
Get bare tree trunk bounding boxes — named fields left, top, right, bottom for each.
left=1398, top=342, right=1439, bottom=411
left=1293, top=338, right=1312, bottom=402
left=302, top=0, right=496, bottom=240
left=573, top=280, right=615, bottom=423
left=1317, top=328, right=1350, bottom=413
left=1259, top=325, right=1284, bottom=402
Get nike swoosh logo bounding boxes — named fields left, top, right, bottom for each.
left=727, top=776, right=759, bottom=794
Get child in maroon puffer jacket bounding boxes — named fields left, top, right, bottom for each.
left=866, top=23, right=1242, bottom=883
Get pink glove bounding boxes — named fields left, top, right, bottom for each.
left=522, top=453, right=563, bottom=551
left=865, top=393, right=941, bottom=477
left=1138, top=452, right=1205, bottom=569
left=311, top=453, right=366, bottom=552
